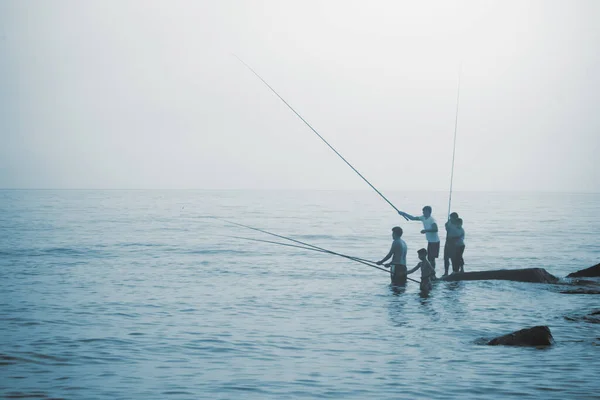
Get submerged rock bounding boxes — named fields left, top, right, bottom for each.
left=488, top=326, right=554, bottom=346
left=441, top=268, right=559, bottom=284
left=560, top=288, right=600, bottom=295
left=564, top=309, right=600, bottom=324
left=567, top=263, right=600, bottom=278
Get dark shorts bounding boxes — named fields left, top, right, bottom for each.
left=390, top=264, right=407, bottom=285
left=427, top=242, right=440, bottom=258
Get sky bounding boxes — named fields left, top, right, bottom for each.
left=1, top=0, right=599, bottom=191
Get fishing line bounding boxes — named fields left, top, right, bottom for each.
left=234, top=55, right=408, bottom=221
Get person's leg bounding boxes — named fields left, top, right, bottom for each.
left=420, top=277, right=432, bottom=291
left=451, top=251, right=460, bottom=273
left=457, top=245, right=465, bottom=272
left=427, top=242, right=439, bottom=271
left=443, top=242, right=451, bottom=276
left=392, top=265, right=407, bottom=285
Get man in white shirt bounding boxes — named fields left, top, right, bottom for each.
left=376, top=226, right=408, bottom=285
left=398, top=206, right=440, bottom=272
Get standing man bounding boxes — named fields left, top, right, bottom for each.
left=376, top=226, right=408, bottom=285
left=444, top=212, right=461, bottom=276
left=398, top=206, right=440, bottom=273
left=451, top=218, right=466, bottom=273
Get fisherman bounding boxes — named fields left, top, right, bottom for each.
left=376, top=226, right=408, bottom=285
left=407, top=248, right=436, bottom=291
left=451, top=218, right=466, bottom=273
left=444, top=212, right=460, bottom=275
left=398, top=206, right=440, bottom=271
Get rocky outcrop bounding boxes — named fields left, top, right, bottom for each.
left=560, top=288, right=600, bottom=295
left=440, top=268, right=559, bottom=284
left=564, top=310, right=600, bottom=324
left=567, top=263, right=600, bottom=278
left=487, top=326, right=554, bottom=346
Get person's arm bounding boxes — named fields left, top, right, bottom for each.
left=421, top=222, right=438, bottom=234
left=447, top=226, right=460, bottom=239
left=407, top=263, right=421, bottom=275
left=398, top=211, right=421, bottom=221
left=376, top=245, right=394, bottom=265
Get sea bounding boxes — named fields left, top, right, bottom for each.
left=1, top=189, right=599, bottom=399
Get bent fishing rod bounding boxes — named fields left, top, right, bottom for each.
left=212, top=216, right=420, bottom=283
left=213, top=216, right=373, bottom=261
left=229, top=235, right=420, bottom=284
left=229, top=235, right=393, bottom=274
left=212, top=216, right=377, bottom=264
left=234, top=55, right=408, bottom=221
left=447, top=62, right=462, bottom=220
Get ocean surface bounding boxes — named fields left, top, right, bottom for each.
left=1, top=189, right=599, bottom=399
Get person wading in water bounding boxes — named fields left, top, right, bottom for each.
left=376, top=226, right=408, bottom=285
left=398, top=206, right=439, bottom=275
left=407, top=248, right=436, bottom=291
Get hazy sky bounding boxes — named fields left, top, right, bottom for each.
left=1, top=0, right=599, bottom=191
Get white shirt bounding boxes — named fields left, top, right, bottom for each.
left=390, top=238, right=407, bottom=265
left=418, top=216, right=440, bottom=243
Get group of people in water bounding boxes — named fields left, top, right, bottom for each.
left=375, top=206, right=466, bottom=290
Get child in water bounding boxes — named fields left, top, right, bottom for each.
left=407, top=248, right=436, bottom=291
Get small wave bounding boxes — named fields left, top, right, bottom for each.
left=187, top=249, right=254, bottom=255
left=3, top=391, right=50, bottom=399
left=295, top=234, right=334, bottom=240
left=0, top=247, right=110, bottom=259
left=227, top=386, right=268, bottom=393
left=118, top=242, right=164, bottom=248
left=0, top=354, right=31, bottom=365
left=77, top=338, right=133, bottom=346
left=162, top=391, right=194, bottom=396
left=25, top=352, right=69, bottom=363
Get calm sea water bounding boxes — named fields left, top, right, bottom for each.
left=1, top=190, right=599, bottom=399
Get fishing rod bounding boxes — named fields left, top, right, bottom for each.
left=234, top=55, right=408, bottom=221
left=229, top=235, right=420, bottom=284
left=212, top=216, right=420, bottom=283
left=229, top=235, right=395, bottom=274
left=213, top=216, right=376, bottom=262
left=447, top=63, right=462, bottom=220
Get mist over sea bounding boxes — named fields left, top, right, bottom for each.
left=1, top=189, right=599, bottom=399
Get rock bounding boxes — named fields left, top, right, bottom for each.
left=441, top=268, right=559, bottom=284
left=564, top=310, right=600, bottom=324
left=560, top=288, right=600, bottom=295
left=568, top=278, right=600, bottom=286
left=487, top=326, right=554, bottom=346
left=567, top=263, right=600, bottom=278
left=584, top=315, right=600, bottom=324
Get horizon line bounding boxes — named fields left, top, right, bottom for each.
left=0, top=188, right=599, bottom=194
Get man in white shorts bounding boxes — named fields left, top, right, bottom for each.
left=398, top=206, right=439, bottom=272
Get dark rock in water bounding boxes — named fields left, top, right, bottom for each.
left=564, top=309, right=600, bottom=324
left=568, top=278, right=600, bottom=286
left=488, top=326, right=554, bottom=346
left=567, top=263, right=600, bottom=278
left=441, top=268, right=559, bottom=284
left=560, top=288, right=600, bottom=295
